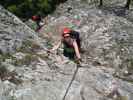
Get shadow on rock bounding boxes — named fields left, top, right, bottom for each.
left=99, top=6, right=127, bottom=17
left=99, top=6, right=133, bottom=24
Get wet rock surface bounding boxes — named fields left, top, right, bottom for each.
left=0, top=0, right=133, bottom=100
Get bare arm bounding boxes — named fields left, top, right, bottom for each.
left=51, top=40, right=62, bottom=51
left=73, top=40, right=81, bottom=59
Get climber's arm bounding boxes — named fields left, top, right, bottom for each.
left=51, top=40, right=62, bottom=51
left=73, top=40, right=81, bottom=59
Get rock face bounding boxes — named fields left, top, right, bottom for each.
left=0, top=0, right=133, bottom=100
left=0, top=6, right=38, bottom=54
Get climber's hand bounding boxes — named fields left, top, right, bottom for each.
left=47, top=49, right=54, bottom=54
left=75, top=58, right=82, bottom=65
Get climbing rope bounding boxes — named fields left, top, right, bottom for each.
left=62, top=63, right=81, bottom=100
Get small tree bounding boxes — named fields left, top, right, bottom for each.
left=0, top=0, right=65, bottom=18
left=125, top=0, right=131, bottom=9
left=99, top=0, right=103, bottom=7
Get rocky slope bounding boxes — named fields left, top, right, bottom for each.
left=0, top=0, right=133, bottom=100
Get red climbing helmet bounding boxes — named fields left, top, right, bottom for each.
left=32, top=15, right=38, bottom=21
left=62, top=27, right=71, bottom=37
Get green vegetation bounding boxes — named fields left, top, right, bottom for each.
left=0, top=0, right=67, bottom=18
left=0, top=39, right=52, bottom=66
left=13, top=53, right=38, bottom=66
left=0, top=53, right=14, bottom=62
left=125, top=0, right=131, bottom=9
left=0, top=39, right=40, bottom=66
left=16, top=39, right=41, bottom=53
left=10, top=96, right=17, bottom=100
left=0, top=0, right=132, bottom=18
left=0, top=65, right=8, bottom=80
left=116, top=96, right=128, bottom=100
left=13, top=40, right=40, bottom=65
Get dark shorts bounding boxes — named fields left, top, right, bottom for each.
left=63, top=50, right=75, bottom=60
